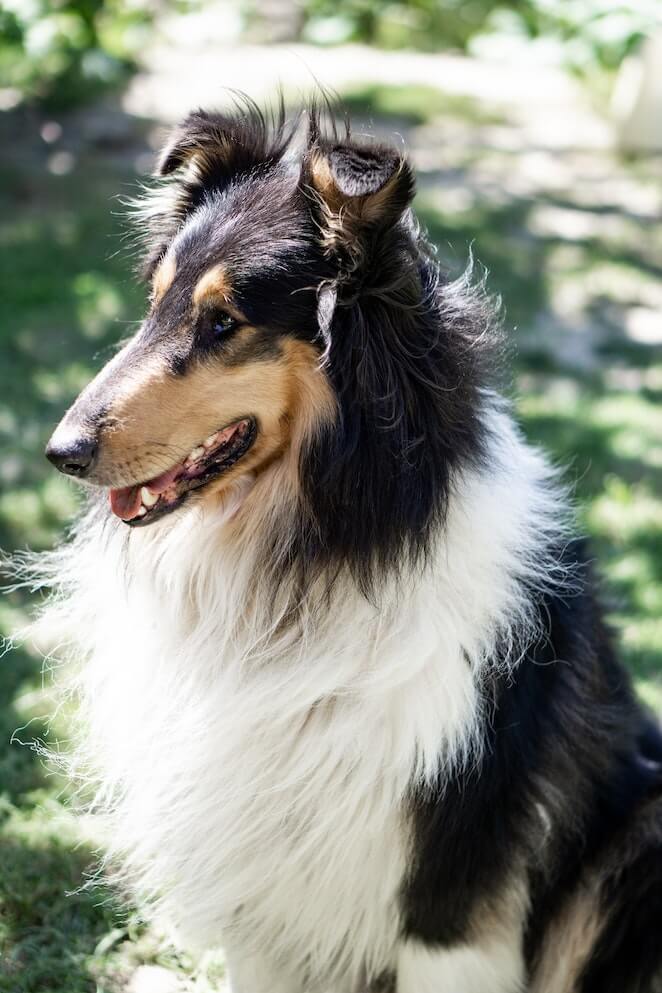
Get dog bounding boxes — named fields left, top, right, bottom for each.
left=37, top=98, right=662, bottom=992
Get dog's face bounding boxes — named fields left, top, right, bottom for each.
left=45, top=105, right=414, bottom=528
left=47, top=168, right=334, bottom=526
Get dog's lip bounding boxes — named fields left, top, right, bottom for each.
left=109, top=417, right=257, bottom=525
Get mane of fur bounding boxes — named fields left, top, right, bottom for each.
left=13, top=400, right=572, bottom=984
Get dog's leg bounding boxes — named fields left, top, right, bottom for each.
left=396, top=938, right=525, bottom=993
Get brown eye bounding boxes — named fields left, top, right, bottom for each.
left=213, top=312, right=238, bottom=338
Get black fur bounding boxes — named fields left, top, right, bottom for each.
left=298, top=252, right=491, bottom=595
left=139, top=101, right=499, bottom=594
left=579, top=810, right=662, bottom=993
left=403, top=538, right=662, bottom=987
left=143, top=95, right=295, bottom=279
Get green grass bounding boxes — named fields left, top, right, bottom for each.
left=0, top=123, right=226, bottom=992
left=1, top=84, right=661, bottom=989
left=414, top=179, right=662, bottom=707
left=340, top=82, right=506, bottom=126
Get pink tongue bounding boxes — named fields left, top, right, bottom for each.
left=109, top=486, right=142, bottom=520
left=109, top=465, right=182, bottom=521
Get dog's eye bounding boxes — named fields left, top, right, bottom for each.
left=212, top=312, right=238, bottom=338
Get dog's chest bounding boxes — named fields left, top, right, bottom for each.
left=231, top=718, right=405, bottom=975
left=139, top=682, right=409, bottom=983
left=81, top=533, right=483, bottom=983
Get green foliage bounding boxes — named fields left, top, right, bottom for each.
left=0, top=0, right=153, bottom=109
left=2, top=0, right=659, bottom=111
left=298, top=0, right=659, bottom=72
left=300, top=0, right=510, bottom=49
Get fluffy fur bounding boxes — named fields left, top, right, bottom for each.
left=16, top=99, right=662, bottom=992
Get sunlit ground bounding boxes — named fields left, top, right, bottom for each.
left=0, top=75, right=661, bottom=992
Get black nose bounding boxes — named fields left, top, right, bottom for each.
left=45, top=435, right=98, bottom=477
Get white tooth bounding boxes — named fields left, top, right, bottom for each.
left=137, top=506, right=147, bottom=517
left=141, top=487, right=158, bottom=508
left=189, top=446, right=205, bottom=461
left=204, top=433, right=218, bottom=449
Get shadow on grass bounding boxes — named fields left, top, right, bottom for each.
left=0, top=108, right=153, bottom=992
left=417, top=194, right=662, bottom=331
left=0, top=110, right=148, bottom=554
left=0, top=642, right=51, bottom=804
left=0, top=832, right=119, bottom=993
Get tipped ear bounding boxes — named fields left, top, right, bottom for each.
left=157, top=105, right=289, bottom=186
left=303, top=140, right=415, bottom=234
left=157, top=110, right=229, bottom=176
left=135, top=100, right=291, bottom=280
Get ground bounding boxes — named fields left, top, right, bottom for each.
left=0, top=36, right=661, bottom=993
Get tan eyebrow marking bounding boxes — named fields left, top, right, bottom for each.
left=152, top=253, right=177, bottom=303
left=192, top=264, right=246, bottom=322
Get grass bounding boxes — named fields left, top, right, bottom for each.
left=414, top=176, right=662, bottom=707
left=0, top=115, right=225, bottom=992
left=0, top=83, right=661, bottom=990
left=340, top=82, right=506, bottom=126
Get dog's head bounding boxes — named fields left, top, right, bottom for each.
left=46, top=99, right=492, bottom=588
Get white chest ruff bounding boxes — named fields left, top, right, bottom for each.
left=50, top=411, right=564, bottom=987
left=79, top=570, right=477, bottom=985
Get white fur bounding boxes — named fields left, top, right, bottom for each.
left=30, top=405, right=568, bottom=992
left=397, top=937, right=526, bottom=993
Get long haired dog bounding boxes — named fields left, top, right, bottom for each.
left=38, top=100, right=662, bottom=992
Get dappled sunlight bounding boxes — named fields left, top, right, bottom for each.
left=515, top=374, right=662, bottom=687
left=1, top=12, right=660, bottom=982
left=0, top=476, right=79, bottom=549
left=625, top=305, right=662, bottom=344
left=32, top=361, right=106, bottom=404
left=73, top=271, right=126, bottom=339
left=0, top=800, right=203, bottom=993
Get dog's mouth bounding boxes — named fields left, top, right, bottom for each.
left=109, top=417, right=257, bottom=526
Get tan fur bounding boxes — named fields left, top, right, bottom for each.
left=159, top=132, right=232, bottom=178
left=192, top=263, right=238, bottom=313
left=530, top=879, right=607, bottom=993
left=307, top=152, right=345, bottom=215
left=307, top=148, right=407, bottom=238
left=472, top=875, right=530, bottom=947
left=362, top=163, right=408, bottom=224
left=204, top=336, right=336, bottom=511
left=531, top=796, right=662, bottom=993
left=151, top=253, right=177, bottom=303
left=465, top=874, right=530, bottom=990
left=84, top=334, right=334, bottom=502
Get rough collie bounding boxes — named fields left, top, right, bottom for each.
left=33, top=99, right=662, bottom=992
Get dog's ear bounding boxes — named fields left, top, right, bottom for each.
left=157, top=110, right=236, bottom=178
left=157, top=106, right=287, bottom=186
left=157, top=104, right=289, bottom=190
left=136, top=101, right=290, bottom=280
left=302, top=140, right=415, bottom=255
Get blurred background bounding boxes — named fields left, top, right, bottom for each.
left=1, top=1, right=661, bottom=990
